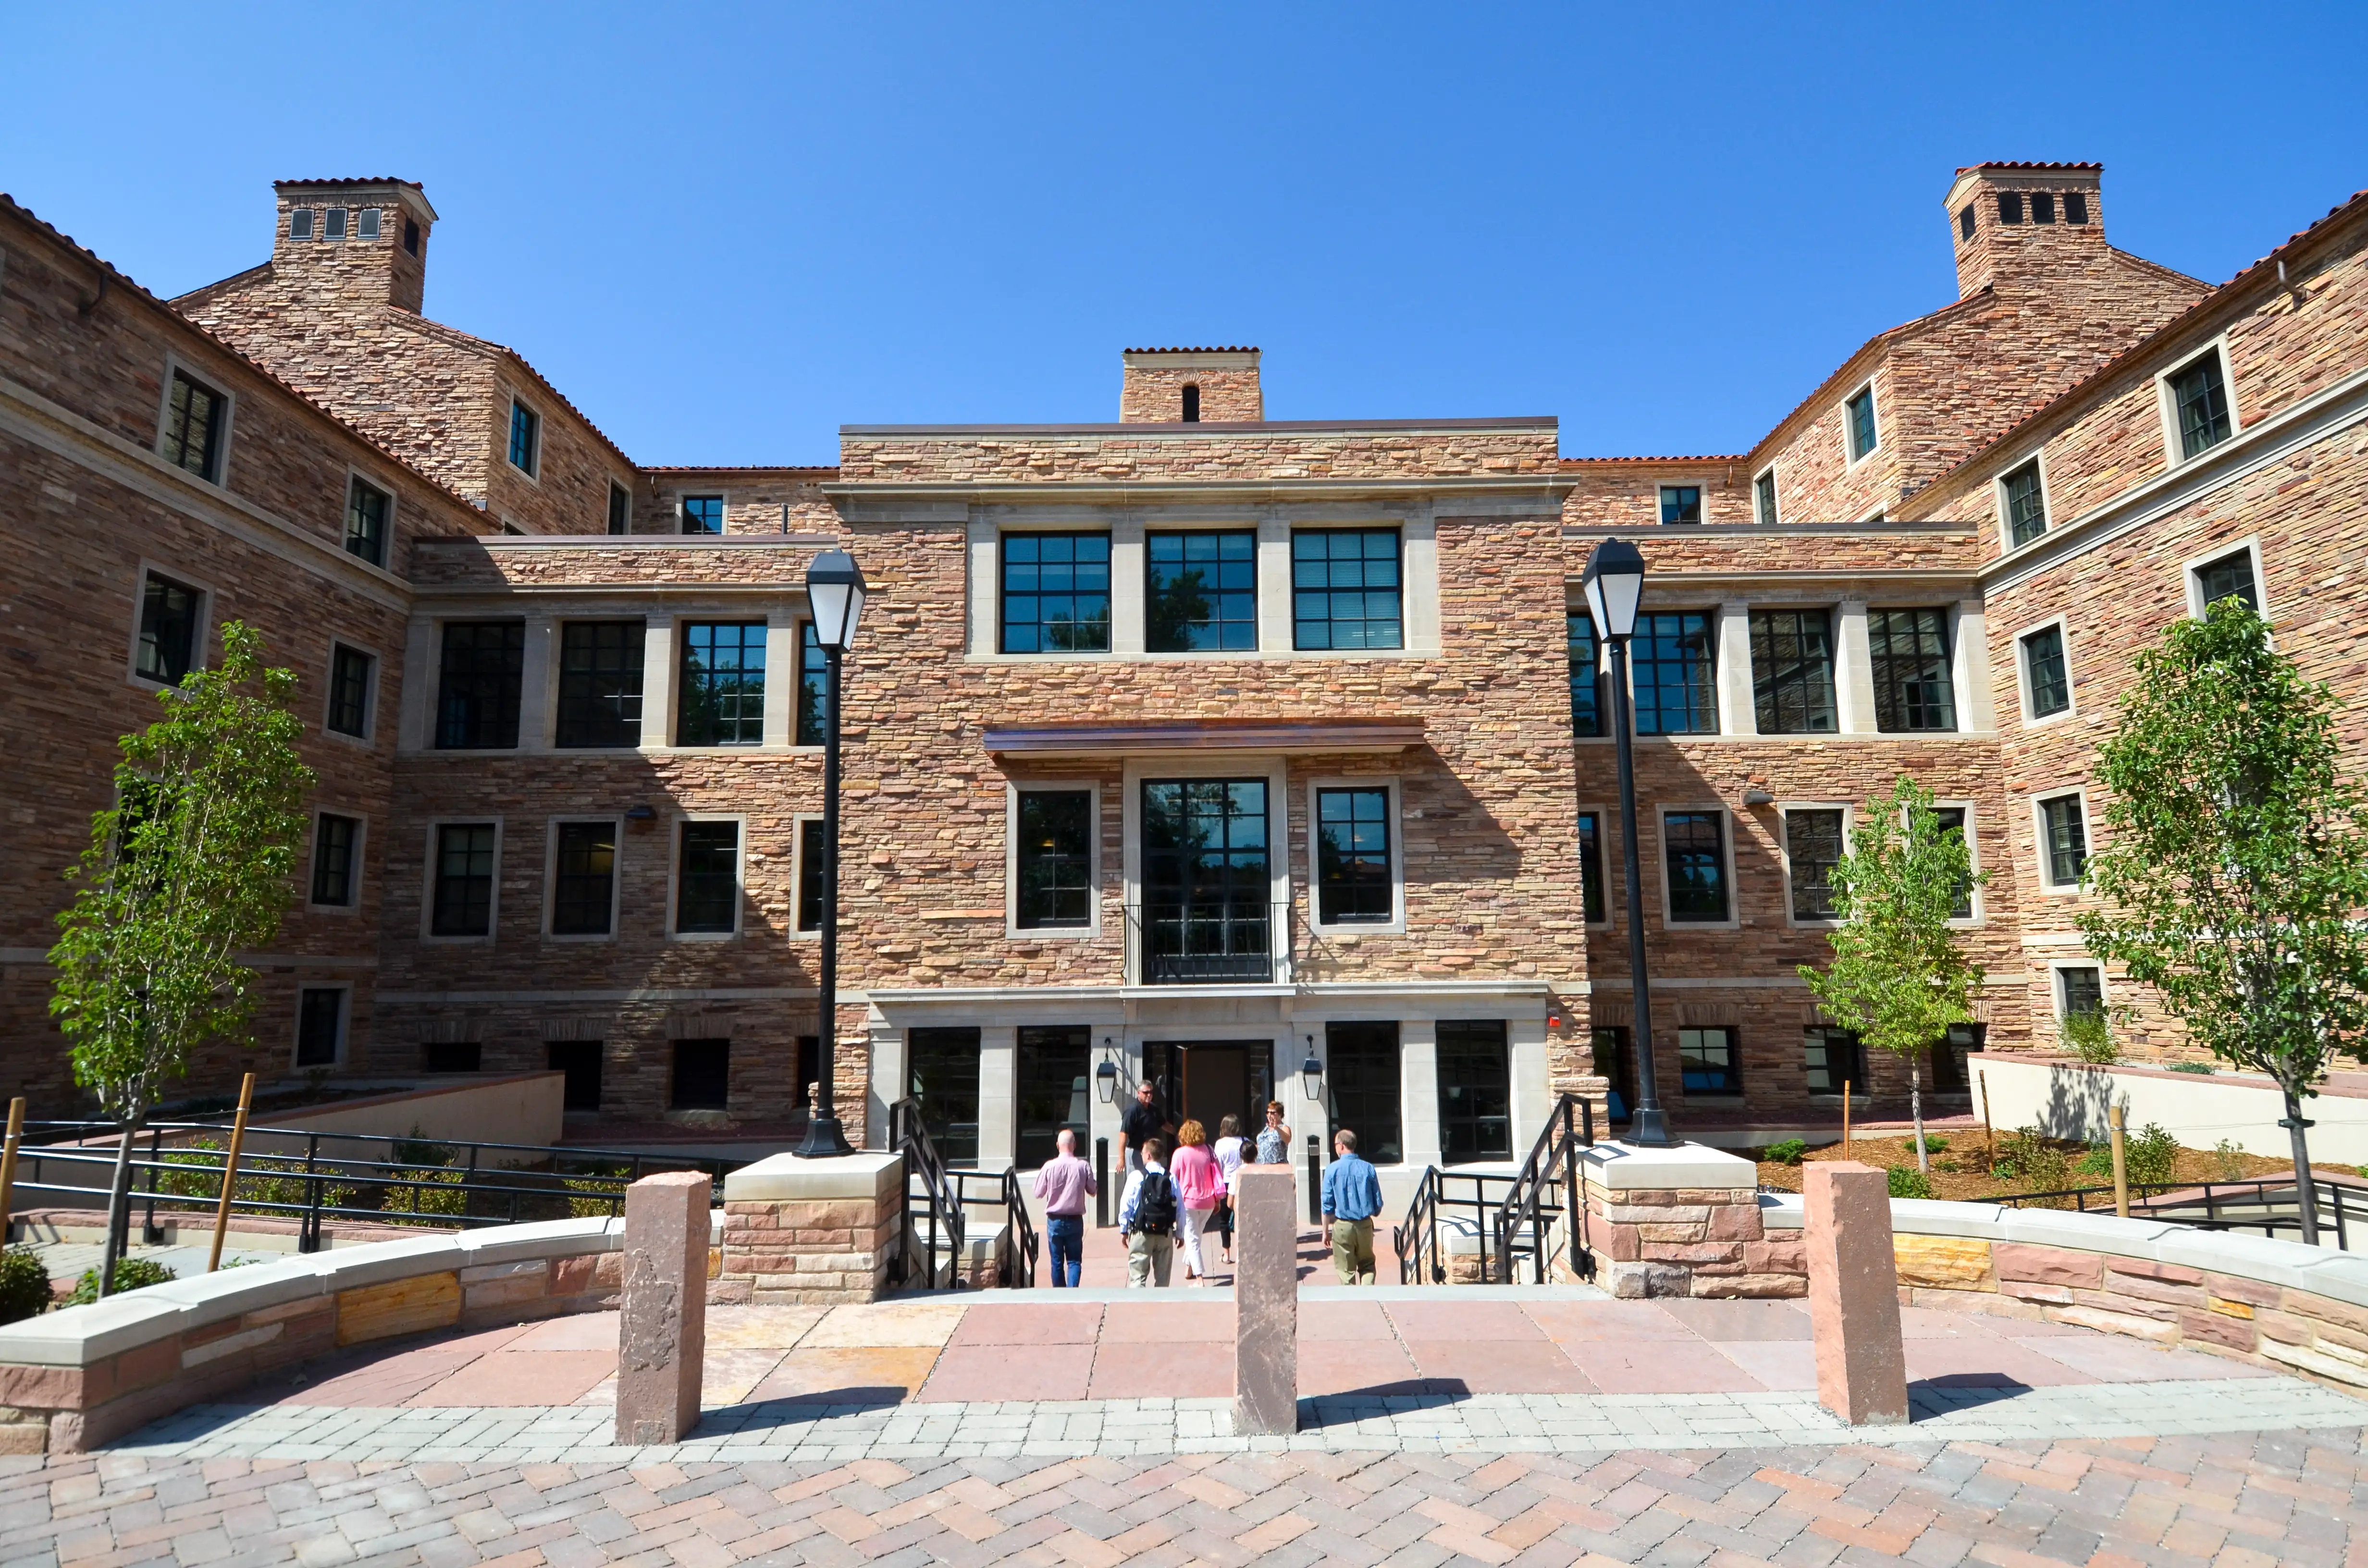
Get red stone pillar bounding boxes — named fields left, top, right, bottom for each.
left=1804, top=1162, right=1909, bottom=1426
left=615, top=1170, right=711, bottom=1444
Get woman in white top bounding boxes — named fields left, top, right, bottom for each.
left=1211, top=1113, right=1246, bottom=1267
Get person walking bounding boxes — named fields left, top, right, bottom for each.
left=1117, top=1136, right=1177, bottom=1287
left=1253, top=1100, right=1291, bottom=1165
left=1118, top=1079, right=1164, bottom=1173
left=1321, top=1127, right=1384, bottom=1285
left=1031, top=1127, right=1096, bottom=1288
left=1211, top=1113, right=1246, bottom=1267
left=1170, top=1120, right=1222, bottom=1285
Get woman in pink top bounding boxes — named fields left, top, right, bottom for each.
left=1169, top=1120, right=1223, bottom=1285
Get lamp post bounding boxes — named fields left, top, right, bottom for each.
left=1581, top=538, right=1676, bottom=1150
left=794, top=549, right=867, bottom=1158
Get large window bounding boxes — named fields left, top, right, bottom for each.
left=136, top=571, right=203, bottom=685
left=2192, top=549, right=2260, bottom=614
left=1315, top=786, right=1392, bottom=924
left=435, top=622, right=525, bottom=749
left=680, top=496, right=723, bottom=535
left=1933, top=806, right=1976, bottom=919
left=1784, top=808, right=1844, bottom=922
left=345, top=476, right=391, bottom=566
left=2169, top=351, right=2232, bottom=460
left=161, top=370, right=227, bottom=481
left=2039, top=793, right=2088, bottom=888
left=556, top=621, right=644, bottom=747
left=1664, top=810, right=1730, bottom=922
left=796, top=622, right=827, bottom=746
left=796, top=818, right=825, bottom=932
left=1754, top=469, right=1779, bottom=527
left=1147, top=531, right=1257, bottom=652
left=431, top=823, right=497, bottom=937
left=311, top=813, right=359, bottom=908
left=1326, top=1022, right=1402, bottom=1165
left=1140, top=780, right=1270, bottom=981
left=1868, top=608, right=1956, bottom=733
left=2001, top=460, right=2047, bottom=549
left=1679, top=1026, right=1741, bottom=1096
left=1577, top=810, right=1607, bottom=924
left=551, top=821, right=617, bottom=936
left=908, top=1027, right=982, bottom=1165
left=1658, top=485, right=1702, bottom=526
left=670, top=1039, right=729, bottom=1110
left=295, top=988, right=344, bottom=1068
left=1016, top=1026, right=1091, bottom=1170
left=1750, top=609, right=1837, bottom=734
left=1632, top=612, right=1718, bottom=735
left=1567, top=613, right=1602, bottom=737
left=2021, top=625, right=2070, bottom=719
left=328, top=644, right=374, bottom=738
left=1291, top=529, right=1402, bottom=650
left=1436, top=1020, right=1510, bottom=1161
left=1016, top=790, right=1093, bottom=929
left=1802, top=1029, right=1862, bottom=1097
left=507, top=399, right=540, bottom=476
left=1000, top=532, right=1110, bottom=653
left=675, top=820, right=740, bottom=934
left=1845, top=385, right=1878, bottom=462
left=676, top=622, right=766, bottom=746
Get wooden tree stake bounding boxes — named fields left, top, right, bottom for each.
left=2109, top=1102, right=2129, bottom=1219
left=207, top=1073, right=256, bottom=1273
left=0, top=1098, right=24, bottom=1250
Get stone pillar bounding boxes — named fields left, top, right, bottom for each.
left=616, top=1170, right=711, bottom=1445
left=718, top=1149, right=905, bottom=1304
left=1804, top=1162, right=1909, bottom=1426
left=1577, top=1142, right=1802, bottom=1298
left=1234, top=1165, right=1297, bottom=1436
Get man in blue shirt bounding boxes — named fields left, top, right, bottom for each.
left=1320, top=1128, right=1385, bottom=1285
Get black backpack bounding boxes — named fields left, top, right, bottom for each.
left=1133, top=1170, right=1178, bottom=1236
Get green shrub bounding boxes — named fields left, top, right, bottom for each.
left=1760, top=1139, right=1808, bottom=1167
left=563, top=1164, right=633, bottom=1218
left=2213, top=1138, right=2249, bottom=1181
left=2168, top=1060, right=2216, bottom=1074
left=2077, top=1122, right=2182, bottom=1187
left=1887, top=1166, right=1935, bottom=1200
left=2060, top=1009, right=2119, bottom=1065
left=0, top=1249, right=52, bottom=1323
left=391, top=1126, right=455, bottom=1169
left=378, top=1166, right=468, bottom=1225
left=158, top=1139, right=356, bottom=1215
left=1993, top=1126, right=2073, bottom=1189
left=63, top=1257, right=174, bottom=1306
left=1909, top=1134, right=1949, bottom=1156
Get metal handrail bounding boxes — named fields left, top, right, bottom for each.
left=1492, top=1093, right=1597, bottom=1284
left=888, top=1097, right=964, bottom=1289
left=1394, top=1165, right=1444, bottom=1284
left=1123, top=899, right=1293, bottom=985
left=1992, top=1172, right=2361, bottom=1249
left=999, top=1166, right=1039, bottom=1288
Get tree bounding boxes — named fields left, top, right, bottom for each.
left=48, top=622, right=312, bottom=1296
left=1799, top=774, right=1986, bottom=1177
left=2077, top=598, right=2368, bottom=1245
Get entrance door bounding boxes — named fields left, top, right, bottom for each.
left=1143, top=1041, right=1271, bottom=1143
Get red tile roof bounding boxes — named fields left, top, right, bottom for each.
left=272, top=177, right=426, bottom=189
left=1955, top=161, right=2102, bottom=173
left=1122, top=345, right=1259, bottom=354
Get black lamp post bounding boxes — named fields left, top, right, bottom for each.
left=794, top=549, right=867, bottom=1159
left=1582, top=538, right=1676, bottom=1150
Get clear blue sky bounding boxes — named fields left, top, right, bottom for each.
left=5, top=4, right=2362, bottom=467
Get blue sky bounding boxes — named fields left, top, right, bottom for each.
left=5, top=4, right=2362, bottom=467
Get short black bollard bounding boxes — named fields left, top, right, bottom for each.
left=1305, top=1133, right=1322, bottom=1227
left=1094, top=1136, right=1110, bottom=1228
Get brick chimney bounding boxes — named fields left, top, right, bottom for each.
left=271, top=179, right=437, bottom=314
left=1946, top=163, right=2108, bottom=299
left=1120, top=347, right=1263, bottom=423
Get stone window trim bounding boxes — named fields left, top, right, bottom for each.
left=1752, top=464, right=1780, bottom=527
left=341, top=465, right=399, bottom=573
left=505, top=394, right=542, bottom=483
left=668, top=811, right=747, bottom=942
left=2154, top=338, right=2241, bottom=470
left=126, top=561, right=212, bottom=691
left=1004, top=783, right=1103, bottom=940
left=2032, top=788, right=2091, bottom=896
left=322, top=636, right=382, bottom=747
left=1654, top=803, right=1739, bottom=931
left=1304, top=775, right=1405, bottom=936
left=542, top=816, right=624, bottom=943
left=154, top=354, right=236, bottom=489
left=1776, top=801, right=1852, bottom=931
left=2011, top=613, right=2076, bottom=727
left=1576, top=802, right=1617, bottom=931
left=291, top=983, right=351, bottom=1072
left=1656, top=484, right=1706, bottom=527
left=1842, top=378, right=1880, bottom=468
left=420, top=817, right=503, bottom=945
left=1992, top=450, right=2052, bottom=556
left=606, top=479, right=634, bottom=536
left=790, top=811, right=826, bottom=941
left=2181, top=534, right=2270, bottom=623
left=2047, top=958, right=2110, bottom=1025
left=792, top=619, right=827, bottom=751
left=305, top=808, right=367, bottom=917
left=1933, top=800, right=1985, bottom=928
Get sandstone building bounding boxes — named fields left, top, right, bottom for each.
left=3, top=163, right=2363, bottom=1190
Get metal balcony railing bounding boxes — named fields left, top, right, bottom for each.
left=1125, top=899, right=1291, bottom=985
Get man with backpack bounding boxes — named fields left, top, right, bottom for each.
left=1117, top=1135, right=1177, bottom=1287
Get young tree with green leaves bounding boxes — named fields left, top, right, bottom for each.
left=2078, top=598, right=2368, bottom=1245
left=48, top=622, right=313, bottom=1296
left=1799, top=774, right=1986, bottom=1177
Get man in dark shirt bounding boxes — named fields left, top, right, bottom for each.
left=1119, top=1080, right=1164, bottom=1172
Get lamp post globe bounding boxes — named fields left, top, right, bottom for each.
left=794, top=548, right=870, bottom=1159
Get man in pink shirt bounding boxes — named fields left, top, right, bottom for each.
left=1032, top=1127, right=1096, bottom=1287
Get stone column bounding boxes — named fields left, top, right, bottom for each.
left=1234, top=1165, right=1298, bottom=1436
left=719, top=1149, right=905, bottom=1303
left=1804, top=1162, right=1909, bottom=1426
left=615, top=1170, right=711, bottom=1445
left=1577, top=1142, right=1802, bottom=1298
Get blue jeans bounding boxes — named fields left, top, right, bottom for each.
left=1045, top=1214, right=1084, bottom=1288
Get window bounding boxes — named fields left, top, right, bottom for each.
left=1567, top=613, right=1602, bottom=737
left=2169, top=351, right=2232, bottom=460
left=2065, top=192, right=2089, bottom=225
left=1998, top=192, right=2024, bottom=225
left=1658, top=485, right=1702, bottom=526
left=796, top=818, right=826, bottom=932
left=1868, top=608, right=1956, bottom=733
left=548, top=1041, right=603, bottom=1112
left=1578, top=810, right=1607, bottom=924
left=431, top=823, right=497, bottom=937
left=327, top=644, right=375, bottom=738
left=671, top=1039, right=730, bottom=1111
left=1180, top=383, right=1201, bottom=422
left=1750, top=609, right=1838, bottom=734
left=435, top=622, right=525, bottom=748
left=1000, top=532, right=1111, bottom=653
left=507, top=400, right=540, bottom=476
left=676, top=622, right=766, bottom=746
left=1016, top=1026, right=1091, bottom=1169
left=2001, top=459, right=2047, bottom=549
left=1015, top=791, right=1093, bottom=929
left=796, top=622, right=827, bottom=746
left=310, top=814, right=359, bottom=908
left=296, top=988, right=344, bottom=1068
left=357, top=208, right=381, bottom=241
left=1664, top=810, right=1729, bottom=922
left=424, top=1042, right=482, bottom=1074
left=908, top=1027, right=982, bottom=1165
left=1958, top=203, right=1976, bottom=241
left=1845, top=385, right=1878, bottom=462
left=1436, top=1020, right=1511, bottom=1161
left=403, top=218, right=420, bottom=255
left=2021, top=625, right=2070, bottom=719
left=161, top=370, right=227, bottom=482
left=1932, top=1023, right=1982, bottom=1095
left=345, top=475, right=391, bottom=566
left=289, top=209, right=315, bottom=241
left=1327, top=1022, right=1402, bottom=1165
left=675, top=820, right=740, bottom=934
left=1594, top=1026, right=1632, bottom=1117
left=1754, top=469, right=1779, bottom=527
left=2031, top=192, right=2057, bottom=224
left=1147, top=530, right=1257, bottom=652
left=324, top=208, right=348, bottom=241
left=136, top=571, right=203, bottom=685
left=2192, top=548, right=2259, bottom=614
left=607, top=481, right=631, bottom=536
left=680, top=495, right=724, bottom=535
left=1679, top=1027, right=1741, bottom=1096
left=2058, top=967, right=2105, bottom=1022
left=1316, top=787, right=1393, bottom=925
left=551, top=821, right=617, bottom=936
left=1784, top=809, right=1844, bottom=922
left=1802, top=1029, right=1862, bottom=1098
left=1292, top=529, right=1403, bottom=650
left=2039, top=793, right=2088, bottom=888
left=1933, top=806, right=1976, bottom=920
left=1632, top=612, right=1717, bottom=735
left=555, top=621, right=645, bottom=747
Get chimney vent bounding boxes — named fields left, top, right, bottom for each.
left=1120, top=347, right=1262, bottom=423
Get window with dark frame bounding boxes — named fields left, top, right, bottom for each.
left=1932, top=1023, right=1983, bottom=1095
left=324, top=208, right=348, bottom=240
left=680, top=495, right=724, bottom=535
left=2023, top=625, right=2070, bottom=718
left=548, top=1041, right=603, bottom=1111
left=1016, top=1026, right=1091, bottom=1169
left=607, top=482, right=631, bottom=536
left=1578, top=810, right=1607, bottom=924
left=2065, top=192, right=2089, bottom=225
left=1868, top=608, right=1957, bottom=732
left=555, top=621, right=645, bottom=747
left=1180, top=384, right=1201, bottom=422
left=2002, top=459, right=2047, bottom=548
left=1567, top=613, right=1603, bottom=737
left=2041, top=794, right=2088, bottom=887
left=1846, top=386, right=1878, bottom=460
left=796, top=818, right=825, bottom=932
left=551, top=821, right=617, bottom=936
left=1594, top=1026, right=1632, bottom=1116
left=1291, top=528, right=1403, bottom=650
left=2059, top=967, right=2105, bottom=1022
left=1803, top=1028, right=1862, bottom=1097
left=2170, top=352, right=2232, bottom=459
left=311, top=813, right=359, bottom=907
left=1664, top=810, right=1730, bottom=922
left=1147, top=530, right=1258, bottom=651
left=1632, top=612, right=1718, bottom=735
left=1998, top=191, right=2025, bottom=224
left=676, top=622, right=766, bottom=746
left=162, top=370, right=226, bottom=481
left=345, top=475, right=391, bottom=565
left=1933, top=806, right=1976, bottom=919
left=1327, top=1021, right=1403, bottom=1165
left=908, top=1027, right=982, bottom=1166
left=328, top=644, right=374, bottom=738
left=296, top=988, right=344, bottom=1067
left=1958, top=203, right=1976, bottom=240
left=796, top=622, right=827, bottom=746
left=1785, top=808, right=1844, bottom=922
left=403, top=218, right=419, bottom=255
left=675, top=820, right=740, bottom=934
left=435, top=621, right=525, bottom=748
left=1750, top=609, right=1838, bottom=734
left=1755, top=469, right=1779, bottom=526
left=2031, top=192, right=2057, bottom=224
left=1436, top=1020, right=1511, bottom=1161
left=1679, top=1026, right=1741, bottom=1096
left=670, top=1039, right=730, bottom=1111
left=1659, top=485, right=1702, bottom=526
left=2193, top=549, right=2259, bottom=613
left=290, top=209, right=315, bottom=241
left=1316, top=786, right=1393, bottom=924
left=1000, top=532, right=1111, bottom=653
left=431, top=823, right=497, bottom=936
left=507, top=400, right=540, bottom=475
left=136, top=571, right=202, bottom=685
left=1015, top=791, right=1093, bottom=929
left=357, top=208, right=380, bottom=241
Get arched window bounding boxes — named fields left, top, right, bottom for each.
left=1181, top=383, right=1200, bottom=422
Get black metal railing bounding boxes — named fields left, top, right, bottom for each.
left=1993, top=1173, right=2364, bottom=1249
left=939, top=1166, right=1039, bottom=1289
left=888, top=1098, right=964, bottom=1290
left=1392, top=1168, right=1521, bottom=1283
left=1126, top=900, right=1291, bottom=985
left=1493, top=1093, right=1595, bottom=1285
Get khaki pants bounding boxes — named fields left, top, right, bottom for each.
left=1330, top=1217, right=1376, bottom=1285
left=1127, top=1230, right=1174, bottom=1287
